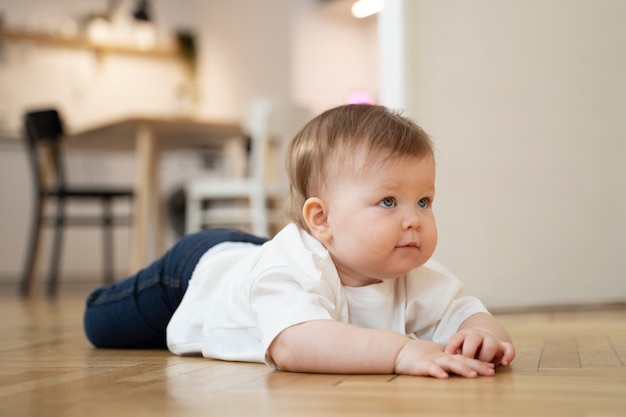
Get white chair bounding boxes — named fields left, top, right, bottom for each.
left=185, top=98, right=311, bottom=237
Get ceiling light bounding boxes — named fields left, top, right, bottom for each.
left=351, top=0, right=384, bottom=18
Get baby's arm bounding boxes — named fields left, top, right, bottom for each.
left=268, top=319, right=496, bottom=378
left=445, top=312, right=516, bottom=366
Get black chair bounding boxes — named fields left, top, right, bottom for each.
left=20, top=109, right=134, bottom=296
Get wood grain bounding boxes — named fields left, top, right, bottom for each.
left=1, top=288, right=625, bottom=417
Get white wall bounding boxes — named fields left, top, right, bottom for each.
left=291, top=0, right=379, bottom=115
left=189, top=0, right=379, bottom=118
left=191, top=1, right=292, bottom=119
left=385, top=0, right=626, bottom=308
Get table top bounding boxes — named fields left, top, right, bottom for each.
left=67, top=115, right=242, bottom=151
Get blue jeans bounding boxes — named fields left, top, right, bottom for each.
left=83, top=228, right=267, bottom=349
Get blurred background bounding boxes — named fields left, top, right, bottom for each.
left=0, top=0, right=624, bottom=309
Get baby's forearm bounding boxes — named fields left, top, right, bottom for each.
left=268, top=319, right=409, bottom=374
left=269, top=319, right=498, bottom=378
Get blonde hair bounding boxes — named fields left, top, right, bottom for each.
left=285, top=104, right=434, bottom=230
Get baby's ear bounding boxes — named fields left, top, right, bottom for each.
left=302, top=197, right=331, bottom=242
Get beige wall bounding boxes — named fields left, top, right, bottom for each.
left=383, top=0, right=626, bottom=308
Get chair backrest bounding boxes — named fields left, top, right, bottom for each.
left=242, top=98, right=311, bottom=186
left=23, top=109, right=67, bottom=192
left=241, top=98, right=273, bottom=181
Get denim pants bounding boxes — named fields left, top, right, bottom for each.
left=83, top=228, right=267, bottom=349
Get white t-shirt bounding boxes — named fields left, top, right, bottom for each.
left=166, top=223, right=488, bottom=367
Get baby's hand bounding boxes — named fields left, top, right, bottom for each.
left=394, top=340, right=495, bottom=379
left=445, top=329, right=516, bottom=367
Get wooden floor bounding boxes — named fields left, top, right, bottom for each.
left=1, top=286, right=625, bottom=417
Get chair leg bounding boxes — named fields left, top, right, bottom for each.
left=20, top=196, right=44, bottom=297
left=47, top=198, right=66, bottom=296
left=185, top=190, right=201, bottom=234
left=102, top=197, right=114, bottom=285
left=250, top=193, right=269, bottom=238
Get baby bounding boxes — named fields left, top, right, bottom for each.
left=84, top=104, right=515, bottom=378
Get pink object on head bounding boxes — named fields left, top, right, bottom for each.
left=346, top=91, right=375, bottom=105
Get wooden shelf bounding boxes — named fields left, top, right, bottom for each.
left=0, top=27, right=179, bottom=58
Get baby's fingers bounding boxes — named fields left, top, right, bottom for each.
left=460, top=332, right=485, bottom=359
left=424, top=362, right=451, bottom=379
left=444, top=332, right=466, bottom=355
left=436, top=355, right=495, bottom=378
left=499, top=342, right=516, bottom=366
left=476, top=337, right=499, bottom=363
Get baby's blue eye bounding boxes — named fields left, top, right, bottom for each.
left=379, top=197, right=396, bottom=208
left=418, top=198, right=429, bottom=208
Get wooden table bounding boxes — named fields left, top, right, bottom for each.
left=68, top=116, right=241, bottom=271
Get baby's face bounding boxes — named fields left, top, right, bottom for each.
left=317, top=153, right=438, bottom=287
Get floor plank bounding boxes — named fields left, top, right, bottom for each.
left=579, top=338, right=624, bottom=368
left=538, top=338, right=581, bottom=369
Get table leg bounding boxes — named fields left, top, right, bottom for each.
left=131, top=123, right=158, bottom=272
